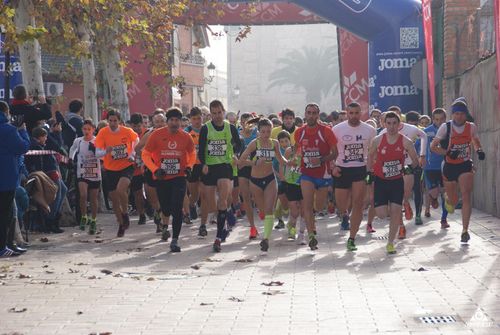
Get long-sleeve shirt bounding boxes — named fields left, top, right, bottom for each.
left=198, top=121, right=241, bottom=165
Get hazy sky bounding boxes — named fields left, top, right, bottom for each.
left=200, top=25, right=228, bottom=78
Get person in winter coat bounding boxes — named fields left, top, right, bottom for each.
left=9, top=85, right=52, bottom=134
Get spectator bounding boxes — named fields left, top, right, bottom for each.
left=294, top=116, right=304, bottom=127
left=9, top=85, right=52, bottom=134
left=60, top=99, right=84, bottom=148
left=0, top=100, right=30, bottom=257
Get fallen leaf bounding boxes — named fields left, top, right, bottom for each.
left=200, top=302, right=213, bottom=306
left=234, top=259, right=253, bottom=263
left=262, top=290, right=285, bottom=296
left=30, top=280, right=57, bottom=285
left=112, top=273, right=123, bottom=278
left=94, top=239, right=103, bottom=244
left=190, top=265, right=201, bottom=270
left=87, top=275, right=101, bottom=280
left=100, top=269, right=113, bottom=275
left=78, top=240, right=90, bottom=243
left=204, top=258, right=221, bottom=262
left=146, top=277, right=155, bottom=281
left=0, top=265, right=11, bottom=272
left=75, top=262, right=88, bottom=266
left=17, top=274, right=32, bottom=279
left=42, top=265, right=49, bottom=268
left=261, top=281, right=284, bottom=287
left=228, top=296, right=244, bottom=302
left=45, top=271, right=54, bottom=274
left=68, top=268, right=79, bottom=274
left=8, top=307, right=27, bottom=313
left=413, top=267, right=428, bottom=272
left=40, top=237, right=49, bottom=242
left=77, top=311, right=83, bottom=315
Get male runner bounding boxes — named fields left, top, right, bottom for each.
left=185, top=107, right=203, bottom=220
left=198, top=100, right=242, bottom=252
left=95, top=109, right=139, bottom=237
left=430, top=101, right=485, bottom=243
left=129, top=113, right=147, bottom=225
left=332, top=102, right=376, bottom=251
left=294, top=103, right=337, bottom=250
left=142, top=107, right=196, bottom=252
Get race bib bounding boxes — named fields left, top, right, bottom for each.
left=255, top=148, right=275, bottom=161
left=303, top=150, right=321, bottom=168
left=111, top=144, right=128, bottom=160
left=81, top=158, right=99, bottom=179
left=450, top=143, right=469, bottom=159
left=382, top=160, right=402, bottom=178
left=343, top=143, right=364, bottom=163
left=161, top=158, right=180, bottom=175
left=207, top=139, right=227, bottom=156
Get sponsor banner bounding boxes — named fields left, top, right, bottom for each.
left=422, top=0, right=436, bottom=110
left=338, top=28, right=370, bottom=119
left=368, top=17, right=425, bottom=113
left=0, top=35, right=23, bottom=101
left=495, top=0, right=500, bottom=112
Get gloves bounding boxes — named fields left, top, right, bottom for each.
left=447, top=150, right=460, bottom=160
left=184, top=167, right=192, bottom=179
left=154, top=168, right=166, bottom=178
left=88, top=142, right=96, bottom=154
left=477, top=149, right=485, bottom=161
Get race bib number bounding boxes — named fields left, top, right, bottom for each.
left=256, top=148, right=275, bottom=161
left=343, top=143, right=364, bottom=163
left=303, top=150, right=321, bottom=168
left=135, top=154, right=144, bottom=167
left=111, top=144, right=128, bottom=160
left=81, top=158, right=99, bottom=179
left=208, top=139, right=227, bottom=156
left=450, top=143, right=469, bottom=159
left=161, top=158, right=180, bottom=175
left=382, top=160, right=402, bottom=178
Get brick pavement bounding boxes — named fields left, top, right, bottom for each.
left=0, top=208, right=499, bottom=335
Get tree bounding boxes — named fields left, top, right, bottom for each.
left=268, top=46, right=340, bottom=104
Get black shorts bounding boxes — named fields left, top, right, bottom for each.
left=233, top=175, right=239, bottom=188
left=374, top=176, right=404, bottom=207
left=238, top=166, right=252, bottom=179
left=250, top=174, right=276, bottom=191
left=77, top=178, right=100, bottom=190
left=201, top=163, right=233, bottom=186
left=156, top=177, right=186, bottom=218
left=285, top=182, right=303, bottom=202
left=143, top=168, right=157, bottom=187
left=278, top=181, right=286, bottom=195
left=334, top=166, right=367, bottom=189
left=442, top=161, right=473, bottom=182
left=424, top=170, right=443, bottom=189
left=105, top=165, right=134, bottom=191
left=130, top=175, right=144, bottom=192
left=187, top=164, right=203, bottom=183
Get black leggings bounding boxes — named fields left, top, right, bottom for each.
left=156, top=177, right=186, bottom=240
left=413, top=168, right=423, bottom=217
left=0, top=190, right=15, bottom=249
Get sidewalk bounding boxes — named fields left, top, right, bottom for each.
left=0, top=207, right=498, bottom=335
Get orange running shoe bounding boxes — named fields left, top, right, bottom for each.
left=403, top=201, right=413, bottom=220
left=258, top=211, right=265, bottom=220
left=398, top=224, right=406, bottom=239
left=249, top=226, right=258, bottom=240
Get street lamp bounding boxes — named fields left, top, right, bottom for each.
left=205, top=62, right=216, bottom=83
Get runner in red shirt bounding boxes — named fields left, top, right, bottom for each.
left=294, top=103, right=337, bottom=250
left=142, top=107, right=196, bottom=252
left=368, top=112, right=419, bottom=254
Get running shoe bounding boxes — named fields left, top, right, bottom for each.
left=170, top=239, right=181, bottom=253
left=308, top=234, right=318, bottom=250
left=249, top=226, right=258, bottom=240
left=425, top=211, right=431, bottom=218
left=341, top=215, right=350, bottom=231
left=0, top=247, right=19, bottom=258
left=274, top=219, right=285, bottom=229
left=258, top=211, right=265, bottom=221
left=161, top=226, right=171, bottom=241
left=79, top=216, right=88, bottom=231
left=227, top=210, right=236, bottom=228
left=213, top=239, right=221, bottom=252
left=260, top=238, right=269, bottom=252
left=117, top=224, right=125, bottom=238
left=297, top=231, right=306, bottom=245
left=287, top=225, right=296, bottom=240
left=183, top=214, right=192, bottom=225
left=236, top=209, right=243, bottom=218
left=415, top=216, right=423, bottom=225
left=156, top=223, right=162, bottom=233
left=404, top=201, right=413, bottom=220
left=398, top=225, right=406, bottom=239
left=88, top=219, right=96, bottom=235
left=431, top=197, right=439, bottom=209
left=189, top=205, right=198, bottom=220
left=122, top=213, right=130, bottom=230
left=445, top=198, right=455, bottom=214
left=386, top=243, right=396, bottom=254
left=154, top=210, right=162, bottom=225
left=366, top=224, right=376, bottom=233
left=198, top=224, right=207, bottom=237
left=347, top=238, right=357, bottom=251
left=440, top=219, right=450, bottom=229
left=138, top=214, right=146, bottom=225
left=461, top=231, right=470, bottom=243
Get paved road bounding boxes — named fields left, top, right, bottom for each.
left=1, top=208, right=499, bottom=335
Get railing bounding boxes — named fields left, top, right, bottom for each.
left=179, top=52, right=205, bottom=66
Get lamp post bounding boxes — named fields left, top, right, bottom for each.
left=205, top=62, right=216, bottom=83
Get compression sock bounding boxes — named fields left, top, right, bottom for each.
left=216, top=210, right=227, bottom=239
left=264, top=215, right=274, bottom=239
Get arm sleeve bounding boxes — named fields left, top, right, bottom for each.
left=69, top=138, right=79, bottom=161
left=198, top=125, right=208, bottom=165
left=416, top=127, right=427, bottom=156
left=230, top=124, right=242, bottom=154
left=8, top=128, right=31, bottom=155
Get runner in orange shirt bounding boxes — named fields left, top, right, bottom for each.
left=142, top=107, right=196, bottom=252
left=95, top=109, right=139, bottom=237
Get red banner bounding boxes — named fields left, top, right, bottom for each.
left=337, top=28, right=369, bottom=119
left=422, top=0, right=436, bottom=111
left=495, top=0, right=500, bottom=112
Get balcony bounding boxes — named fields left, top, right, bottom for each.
left=179, top=52, right=205, bottom=66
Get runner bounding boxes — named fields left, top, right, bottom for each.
left=185, top=107, right=203, bottom=221
left=294, top=103, right=338, bottom=250
left=198, top=100, right=242, bottom=252
left=129, top=114, right=147, bottom=225
left=332, top=102, right=376, bottom=251
left=69, top=119, right=101, bottom=235
left=368, top=112, right=420, bottom=254
left=239, top=118, right=288, bottom=251
left=142, top=107, right=196, bottom=252
left=95, top=109, right=139, bottom=237
left=423, top=108, right=449, bottom=228
left=237, top=113, right=259, bottom=239
left=430, top=100, right=485, bottom=243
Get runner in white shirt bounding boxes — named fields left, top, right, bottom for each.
left=380, top=109, right=426, bottom=239
left=332, top=102, right=376, bottom=251
left=69, top=120, right=102, bottom=235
